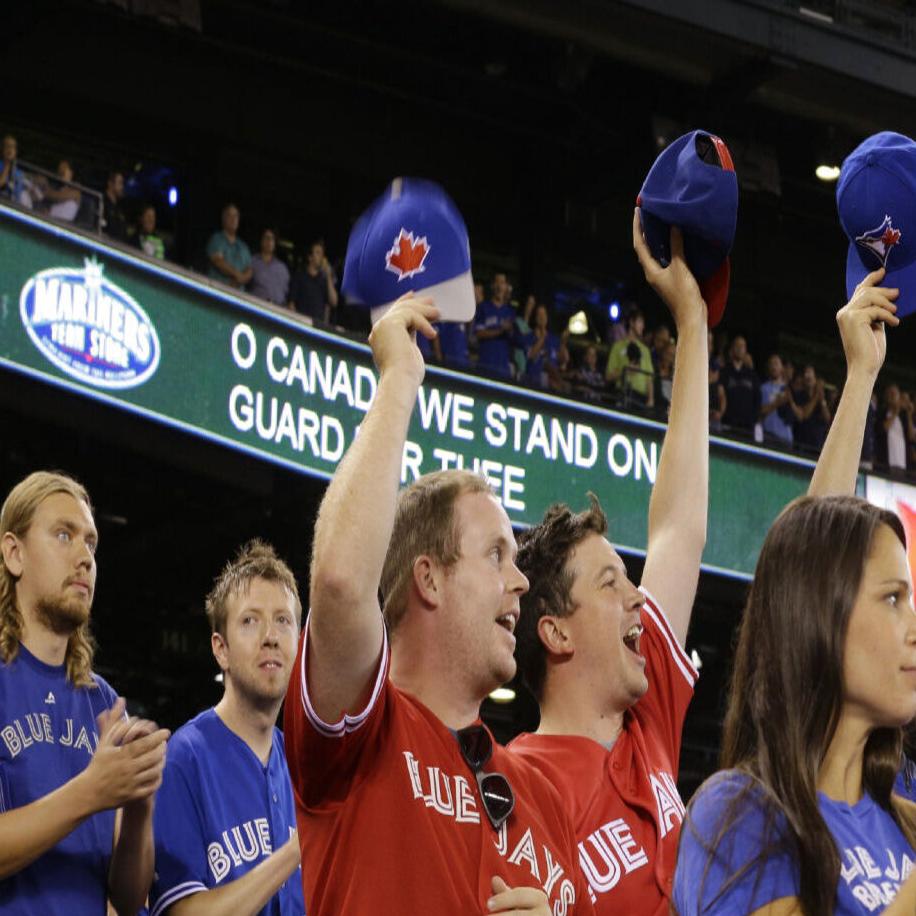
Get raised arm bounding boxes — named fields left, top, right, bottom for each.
left=307, top=294, right=439, bottom=723
left=808, top=268, right=898, bottom=497
left=632, top=210, right=708, bottom=645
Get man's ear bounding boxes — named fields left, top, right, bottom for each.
left=211, top=631, right=229, bottom=673
left=411, top=555, right=443, bottom=610
left=1, top=532, right=23, bottom=578
left=537, top=614, right=575, bottom=660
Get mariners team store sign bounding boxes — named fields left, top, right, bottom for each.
left=0, top=203, right=816, bottom=580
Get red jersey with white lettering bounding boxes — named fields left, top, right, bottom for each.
left=283, top=621, right=595, bottom=915
left=508, top=589, right=697, bottom=916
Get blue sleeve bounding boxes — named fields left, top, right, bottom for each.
left=674, top=772, right=799, bottom=916
left=150, top=741, right=209, bottom=916
left=473, top=303, right=489, bottom=332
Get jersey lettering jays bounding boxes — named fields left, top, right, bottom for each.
left=509, top=591, right=696, bottom=916
left=284, top=622, right=595, bottom=915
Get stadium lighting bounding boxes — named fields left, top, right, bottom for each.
left=608, top=300, right=620, bottom=321
left=568, top=310, right=589, bottom=335
left=815, top=164, right=840, bottom=182
left=488, top=687, right=516, bottom=703
left=690, top=649, right=703, bottom=671
left=214, top=672, right=224, bottom=683
left=168, top=186, right=179, bottom=206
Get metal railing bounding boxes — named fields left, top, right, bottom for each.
left=0, top=159, right=104, bottom=234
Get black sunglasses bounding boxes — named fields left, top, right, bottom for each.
left=456, top=725, right=515, bottom=831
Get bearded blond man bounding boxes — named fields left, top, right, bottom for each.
left=0, top=471, right=168, bottom=914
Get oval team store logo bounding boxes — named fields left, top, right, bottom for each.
left=19, top=257, right=161, bottom=389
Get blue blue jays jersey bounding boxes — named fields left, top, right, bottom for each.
left=150, top=708, right=305, bottom=916
left=0, top=643, right=118, bottom=914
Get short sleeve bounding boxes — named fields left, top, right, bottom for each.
left=283, top=613, right=390, bottom=811
left=205, top=233, right=223, bottom=258
left=674, top=772, right=798, bottom=916
left=635, top=588, right=698, bottom=757
left=239, top=241, right=252, bottom=269
left=605, top=340, right=625, bottom=377
left=149, top=745, right=209, bottom=916
left=473, top=304, right=489, bottom=332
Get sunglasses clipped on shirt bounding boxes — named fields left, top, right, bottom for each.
left=456, top=724, right=515, bottom=831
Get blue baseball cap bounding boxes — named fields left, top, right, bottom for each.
left=637, top=130, right=738, bottom=327
left=837, top=131, right=916, bottom=318
left=342, top=177, right=475, bottom=323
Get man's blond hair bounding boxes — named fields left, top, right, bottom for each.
left=205, top=540, right=302, bottom=637
left=379, top=470, right=493, bottom=632
left=0, top=471, right=96, bottom=687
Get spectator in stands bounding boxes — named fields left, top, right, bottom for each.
left=474, top=281, right=485, bottom=306
left=654, top=338, right=676, bottom=415
left=513, top=294, right=537, bottom=377
left=437, top=319, right=470, bottom=368
left=573, top=344, right=606, bottom=402
left=621, top=340, right=655, bottom=408
left=759, top=353, right=793, bottom=446
left=707, top=329, right=721, bottom=385
left=207, top=203, right=253, bottom=290
left=523, top=303, right=563, bottom=389
left=288, top=240, right=338, bottom=322
left=0, top=134, right=30, bottom=207
left=789, top=364, right=832, bottom=453
left=720, top=335, right=760, bottom=433
left=34, top=159, right=81, bottom=222
left=860, top=388, right=879, bottom=471
left=102, top=170, right=128, bottom=242
left=710, top=366, right=727, bottom=432
left=882, top=383, right=915, bottom=475
left=605, top=306, right=653, bottom=404
left=650, top=323, right=672, bottom=371
left=473, top=271, right=515, bottom=377
left=249, top=228, right=290, bottom=306
left=134, top=204, right=166, bottom=259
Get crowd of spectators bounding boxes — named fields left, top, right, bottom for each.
left=4, top=129, right=916, bottom=478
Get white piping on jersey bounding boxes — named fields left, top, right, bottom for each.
left=639, top=587, right=698, bottom=688
left=150, top=880, right=208, bottom=916
left=299, top=614, right=389, bottom=739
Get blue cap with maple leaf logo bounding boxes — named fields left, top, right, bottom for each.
left=637, top=130, right=738, bottom=328
left=837, top=131, right=916, bottom=317
left=342, top=177, right=475, bottom=323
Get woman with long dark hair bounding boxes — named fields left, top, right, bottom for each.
left=674, top=269, right=916, bottom=915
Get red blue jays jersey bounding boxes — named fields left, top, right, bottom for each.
left=284, top=622, right=595, bottom=915
left=150, top=708, right=304, bottom=916
left=0, top=643, right=118, bottom=914
left=508, top=590, right=697, bottom=916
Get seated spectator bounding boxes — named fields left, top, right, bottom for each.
left=102, top=170, right=128, bottom=242
left=0, top=134, right=31, bottom=207
left=134, top=204, right=166, bottom=259
left=720, top=335, right=760, bottom=433
left=522, top=303, right=562, bottom=388
left=572, top=344, right=607, bottom=401
left=289, top=240, right=338, bottom=323
left=34, top=159, right=81, bottom=222
left=759, top=353, right=793, bottom=446
left=654, top=338, right=676, bottom=414
left=249, top=228, right=290, bottom=305
left=473, top=272, right=515, bottom=377
left=789, top=364, right=832, bottom=453
left=882, top=383, right=915, bottom=475
left=207, top=203, right=252, bottom=290
left=710, top=364, right=727, bottom=433
left=621, top=340, right=655, bottom=408
left=605, top=306, right=653, bottom=404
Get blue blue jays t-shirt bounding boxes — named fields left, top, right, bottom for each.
left=474, top=301, right=514, bottom=376
left=0, top=644, right=118, bottom=914
left=675, top=770, right=916, bottom=915
left=438, top=321, right=469, bottom=367
left=150, top=708, right=304, bottom=916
